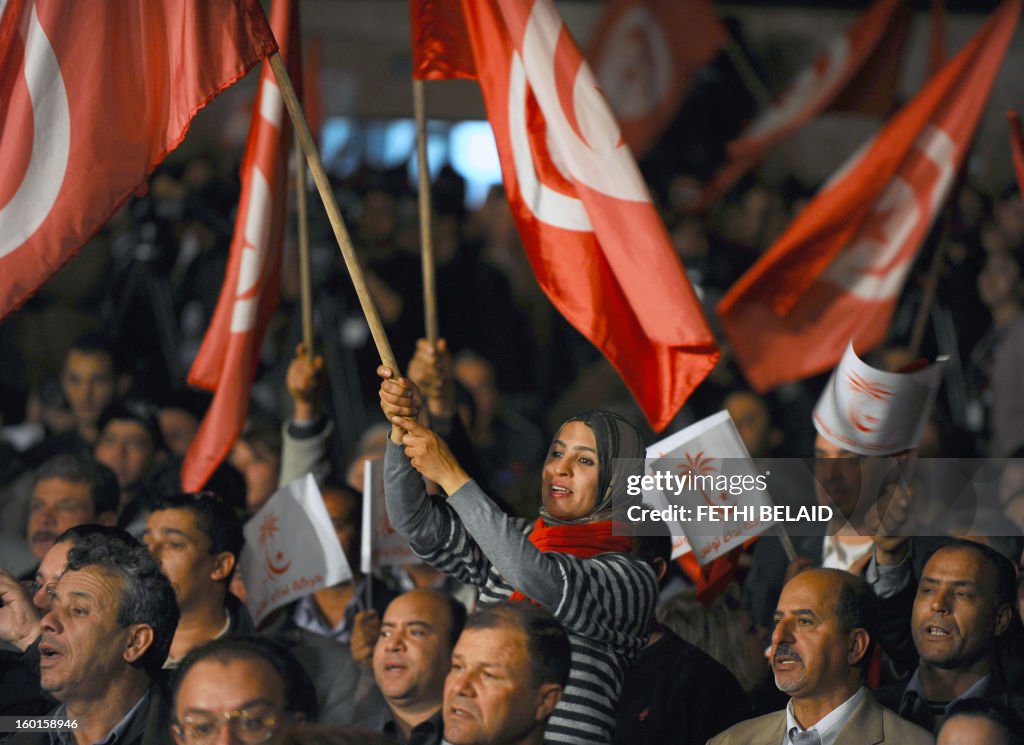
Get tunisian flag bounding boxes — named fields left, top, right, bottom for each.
left=718, top=0, right=1020, bottom=394
left=586, top=0, right=726, bottom=157
left=182, top=0, right=300, bottom=490
left=0, top=0, right=276, bottom=321
left=414, top=0, right=718, bottom=431
left=698, top=0, right=909, bottom=209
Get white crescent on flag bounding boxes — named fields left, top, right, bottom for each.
left=0, top=3, right=70, bottom=258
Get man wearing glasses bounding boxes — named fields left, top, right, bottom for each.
left=171, top=636, right=318, bottom=745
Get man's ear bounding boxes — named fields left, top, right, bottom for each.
left=847, top=628, right=870, bottom=667
left=995, top=602, right=1012, bottom=637
left=210, top=552, right=236, bottom=583
left=534, top=683, right=562, bottom=722
left=123, top=624, right=154, bottom=665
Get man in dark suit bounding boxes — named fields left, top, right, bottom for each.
left=708, top=569, right=932, bottom=745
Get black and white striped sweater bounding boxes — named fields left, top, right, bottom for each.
left=385, top=442, right=657, bottom=745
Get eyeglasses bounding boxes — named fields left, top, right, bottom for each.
left=172, top=706, right=280, bottom=745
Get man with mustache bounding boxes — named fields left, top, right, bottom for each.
left=873, top=540, right=1024, bottom=732
left=25, top=455, right=120, bottom=570
left=443, top=602, right=568, bottom=745
left=708, top=569, right=932, bottom=745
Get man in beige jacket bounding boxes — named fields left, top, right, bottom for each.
left=708, top=569, right=933, bottom=745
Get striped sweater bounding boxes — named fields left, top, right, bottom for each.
left=385, top=441, right=657, bottom=745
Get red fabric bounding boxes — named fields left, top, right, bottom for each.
left=422, top=0, right=718, bottom=431
left=829, top=2, right=911, bottom=117
left=409, top=0, right=475, bottom=80
left=585, top=0, right=725, bottom=157
left=697, top=0, right=905, bottom=210
left=718, top=0, right=1020, bottom=394
left=675, top=537, right=755, bottom=608
left=509, top=518, right=632, bottom=601
left=182, top=0, right=300, bottom=490
left=1009, top=112, right=1024, bottom=205
left=0, top=0, right=276, bottom=321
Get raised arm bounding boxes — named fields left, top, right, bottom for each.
left=278, top=343, right=333, bottom=487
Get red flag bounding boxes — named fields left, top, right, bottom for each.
left=428, top=0, right=717, bottom=431
left=0, top=0, right=276, bottom=321
left=698, top=0, right=906, bottom=209
left=718, top=0, right=1020, bottom=394
left=182, top=0, right=300, bottom=490
left=586, top=0, right=726, bottom=157
left=1008, top=111, right=1024, bottom=203
left=410, top=0, right=475, bottom=80
left=828, top=1, right=912, bottom=117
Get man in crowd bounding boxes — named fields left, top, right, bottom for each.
left=709, top=569, right=932, bottom=745
left=26, top=455, right=119, bottom=566
left=356, top=589, right=467, bottom=744
left=94, top=399, right=167, bottom=518
left=142, top=493, right=248, bottom=665
left=873, top=540, right=1024, bottom=731
left=25, top=334, right=123, bottom=468
left=614, top=532, right=748, bottom=745
left=9, top=531, right=179, bottom=745
left=936, top=699, right=1024, bottom=745
left=171, top=636, right=318, bottom=745
left=444, top=602, right=568, bottom=745
left=744, top=345, right=946, bottom=627
left=1, top=525, right=137, bottom=715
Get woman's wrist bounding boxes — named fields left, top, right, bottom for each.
left=439, top=467, right=471, bottom=497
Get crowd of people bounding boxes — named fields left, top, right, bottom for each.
left=1, top=144, right=1024, bottom=745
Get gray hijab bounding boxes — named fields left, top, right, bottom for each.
left=539, top=410, right=646, bottom=525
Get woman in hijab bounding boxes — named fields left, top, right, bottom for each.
left=378, top=366, right=657, bottom=745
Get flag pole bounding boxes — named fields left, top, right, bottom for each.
left=772, top=524, right=798, bottom=563
left=722, top=36, right=773, bottom=110
left=294, top=130, right=315, bottom=358
left=413, top=79, right=439, bottom=344
left=269, top=52, right=399, bottom=372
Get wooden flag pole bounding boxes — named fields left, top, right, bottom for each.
left=773, top=524, right=799, bottom=563
left=413, top=79, right=439, bottom=344
left=294, top=130, right=315, bottom=358
left=722, top=36, right=773, bottom=110
left=269, top=52, right=399, bottom=372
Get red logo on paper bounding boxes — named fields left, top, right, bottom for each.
left=258, top=512, right=292, bottom=578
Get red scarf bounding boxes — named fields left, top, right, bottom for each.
left=509, top=518, right=632, bottom=602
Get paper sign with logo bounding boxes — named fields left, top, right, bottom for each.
left=646, top=410, right=776, bottom=564
left=360, top=458, right=419, bottom=574
left=240, top=474, right=351, bottom=625
left=813, top=342, right=947, bottom=456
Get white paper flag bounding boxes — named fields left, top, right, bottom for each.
left=360, top=457, right=418, bottom=575
left=646, top=410, right=776, bottom=564
left=813, top=342, right=947, bottom=456
left=240, top=474, right=352, bottom=625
